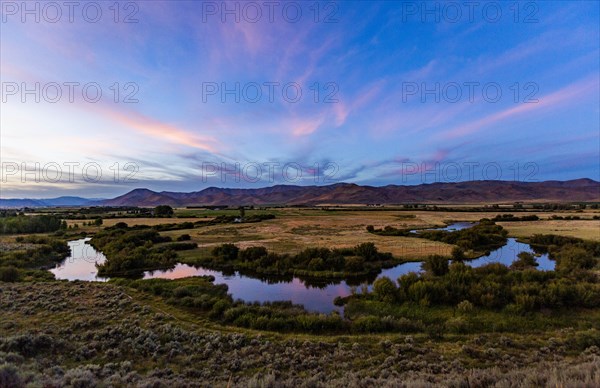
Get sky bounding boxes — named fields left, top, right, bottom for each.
left=1, top=0, right=599, bottom=198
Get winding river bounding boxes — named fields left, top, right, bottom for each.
left=50, top=223, right=554, bottom=313
left=50, top=238, right=108, bottom=282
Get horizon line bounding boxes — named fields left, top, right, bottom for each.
left=1, top=177, right=598, bottom=200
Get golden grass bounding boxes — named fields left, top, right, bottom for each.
left=499, top=220, right=600, bottom=241
left=92, top=217, right=213, bottom=227
left=63, top=208, right=600, bottom=255
left=64, top=217, right=213, bottom=233
left=160, top=210, right=453, bottom=258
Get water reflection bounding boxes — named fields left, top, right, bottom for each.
left=410, top=222, right=476, bottom=233
left=430, top=222, right=475, bottom=232
left=143, top=262, right=424, bottom=313
left=51, top=223, right=555, bottom=313
left=468, top=238, right=554, bottom=270
left=50, top=238, right=108, bottom=282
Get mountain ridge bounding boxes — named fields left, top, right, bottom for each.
left=2, top=179, right=598, bottom=208
left=0, top=196, right=99, bottom=208
left=100, top=179, right=600, bottom=206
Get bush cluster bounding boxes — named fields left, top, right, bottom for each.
left=0, top=236, right=70, bottom=273
left=92, top=228, right=183, bottom=278
left=368, top=219, right=508, bottom=254
left=351, top=248, right=600, bottom=314
left=0, top=215, right=62, bottom=234
left=529, top=234, right=600, bottom=272
left=202, top=242, right=396, bottom=278
left=491, top=214, right=540, bottom=222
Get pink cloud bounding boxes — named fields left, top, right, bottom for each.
left=353, top=81, right=384, bottom=109
left=328, top=80, right=384, bottom=129
left=291, top=115, right=326, bottom=136
left=233, top=21, right=270, bottom=55
left=96, top=105, right=220, bottom=153
left=333, top=102, right=349, bottom=126
left=439, top=75, right=599, bottom=140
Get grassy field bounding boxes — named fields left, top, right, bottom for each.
left=149, top=208, right=600, bottom=259
left=2, top=206, right=600, bottom=385
left=164, top=209, right=455, bottom=259
left=499, top=220, right=600, bottom=241
left=66, top=217, right=214, bottom=228
left=12, top=207, right=600, bottom=261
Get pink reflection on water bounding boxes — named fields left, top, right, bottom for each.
left=143, top=262, right=422, bottom=314
left=50, top=238, right=108, bottom=282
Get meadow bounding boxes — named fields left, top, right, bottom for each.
left=1, top=204, right=599, bottom=386
left=95, top=207, right=600, bottom=258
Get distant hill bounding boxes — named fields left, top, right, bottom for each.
left=2, top=179, right=598, bottom=208
left=0, top=196, right=98, bottom=208
left=99, top=179, right=600, bottom=206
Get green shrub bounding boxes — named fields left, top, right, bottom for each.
left=354, top=242, right=378, bottom=260
left=353, top=316, right=384, bottom=333
left=511, top=252, right=538, bottom=270
left=446, top=317, right=469, bottom=334
left=210, top=300, right=231, bottom=318
left=422, top=255, right=449, bottom=276
left=0, top=215, right=62, bottom=234
left=212, top=244, right=239, bottom=260
left=0, top=363, right=23, bottom=388
left=373, top=277, right=397, bottom=303
left=0, top=267, right=20, bottom=282
left=451, top=247, right=465, bottom=261
left=457, top=300, right=474, bottom=313
left=239, top=246, right=268, bottom=261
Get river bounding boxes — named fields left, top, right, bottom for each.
left=50, top=223, right=554, bottom=313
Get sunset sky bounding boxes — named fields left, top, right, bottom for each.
left=1, top=1, right=599, bottom=198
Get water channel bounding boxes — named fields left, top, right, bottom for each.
left=51, top=223, right=554, bottom=313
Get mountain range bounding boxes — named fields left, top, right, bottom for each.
left=0, top=196, right=98, bottom=208
left=3, top=179, right=598, bottom=208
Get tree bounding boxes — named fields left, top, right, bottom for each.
left=422, top=255, right=449, bottom=276
left=212, top=243, right=239, bottom=260
left=556, top=245, right=596, bottom=272
left=0, top=215, right=62, bottom=234
left=154, top=205, right=174, bottom=218
left=373, top=277, right=397, bottom=303
left=345, top=257, right=365, bottom=272
left=239, top=206, right=246, bottom=219
left=354, top=242, right=378, bottom=260
left=94, top=218, right=103, bottom=226
left=326, top=255, right=345, bottom=271
left=308, top=258, right=325, bottom=271
left=239, top=246, right=268, bottom=261
left=451, top=247, right=465, bottom=261
left=511, top=252, right=538, bottom=270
